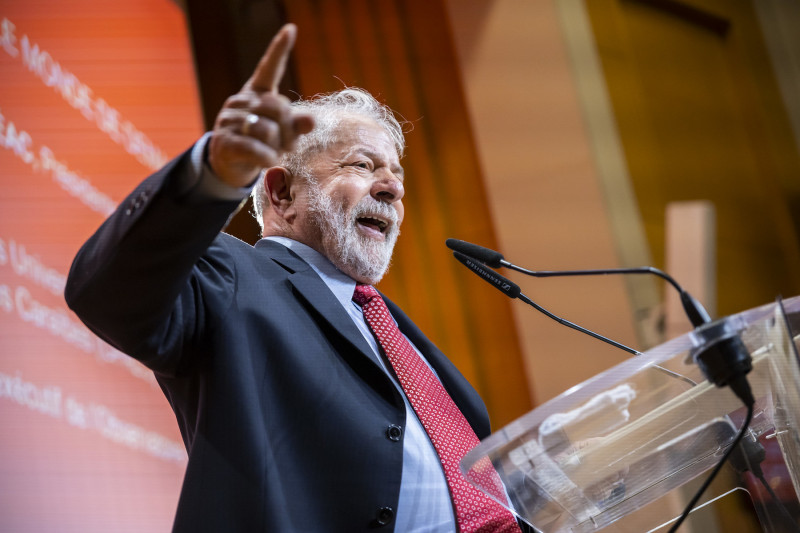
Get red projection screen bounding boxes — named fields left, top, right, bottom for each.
left=0, top=1, right=203, bottom=530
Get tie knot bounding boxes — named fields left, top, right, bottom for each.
left=353, top=284, right=379, bottom=306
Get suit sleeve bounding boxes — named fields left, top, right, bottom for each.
left=65, top=146, right=246, bottom=376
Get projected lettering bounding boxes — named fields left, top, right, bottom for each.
left=0, top=1, right=202, bottom=530
left=0, top=235, right=157, bottom=386
left=0, top=370, right=185, bottom=463
left=0, top=108, right=116, bottom=215
left=1, top=16, right=168, bottom=171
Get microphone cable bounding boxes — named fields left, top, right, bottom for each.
left=667, top=402, right=753, bottom=532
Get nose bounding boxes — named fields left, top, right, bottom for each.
left=371, top=171, right=404, bottom=204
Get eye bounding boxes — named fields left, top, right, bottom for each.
left=352, top=161, right=371, bottom=170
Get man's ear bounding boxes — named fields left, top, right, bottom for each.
left=264, top=167, right=293, bottom=217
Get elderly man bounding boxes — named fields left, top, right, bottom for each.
left=66, top=25, right=523, bottom=532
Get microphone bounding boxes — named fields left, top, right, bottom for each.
left=453, top=251, right=639, bottom=356
left=446, top=240, right=757, bottom=402
left=451, top=251, right=705, bottom=388
left=448, top=239, right=506, bottom=269
left=445, top=238, right=711, bottom=327
left=447, top=238, right=759, bottom=401
left=452, top=252, right=521, bottom=299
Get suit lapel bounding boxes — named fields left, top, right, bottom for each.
left=287, top=270, right=373, bottom=359
left=257, top=240, right=396, bottom=384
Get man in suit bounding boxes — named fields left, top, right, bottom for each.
left=66, top=24, right=523, bottom=532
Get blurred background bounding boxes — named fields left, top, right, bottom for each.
left=1, top=0, right=798, bottom=531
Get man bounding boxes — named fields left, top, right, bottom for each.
left=66, top=25, right=523, bottom=532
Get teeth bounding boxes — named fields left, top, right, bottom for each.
left=360, top=216, right=387, bottom=231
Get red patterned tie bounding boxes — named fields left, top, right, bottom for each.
left=353, top=285, right=522, bottom=533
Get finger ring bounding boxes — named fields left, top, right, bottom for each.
left=241, top=113, right=259, bottom=136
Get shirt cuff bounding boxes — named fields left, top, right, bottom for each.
left=181, top=132, right=261, bottom=201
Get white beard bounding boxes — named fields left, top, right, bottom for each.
left=306, top=184, right=400, bottom=284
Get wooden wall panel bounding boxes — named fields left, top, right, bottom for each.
left=585, top=0, right=800, bottom=317
left=446, top=0, right=646, bottom=404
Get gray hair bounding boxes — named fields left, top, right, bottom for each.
left=251, top=88, right=406, bottom=232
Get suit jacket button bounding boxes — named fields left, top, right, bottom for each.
left=376, top=506, right=394, bottom=525
left=385, top=424, right=402, bottom=442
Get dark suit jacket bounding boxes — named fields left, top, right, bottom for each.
left=65, top=149, right=492, bottom=532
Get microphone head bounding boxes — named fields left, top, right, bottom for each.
left=445, top=238, right=505, bottom=268
left=452, top=251, right=521, bottom=299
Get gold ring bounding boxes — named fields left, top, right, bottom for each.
left=242, top=113, right=259, bottom=136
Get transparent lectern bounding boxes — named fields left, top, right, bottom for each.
left=462, top=296, right=800, bottom=532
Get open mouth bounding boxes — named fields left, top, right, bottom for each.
left=356, top=215, right=389, bottom=236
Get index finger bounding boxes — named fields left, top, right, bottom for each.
left=245, top=23, right=297, bottom=93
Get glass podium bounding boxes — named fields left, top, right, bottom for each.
left=462, top=296, right=800, bottom=532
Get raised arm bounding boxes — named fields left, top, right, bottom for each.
left=65, top=25, right=312, bottom=372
